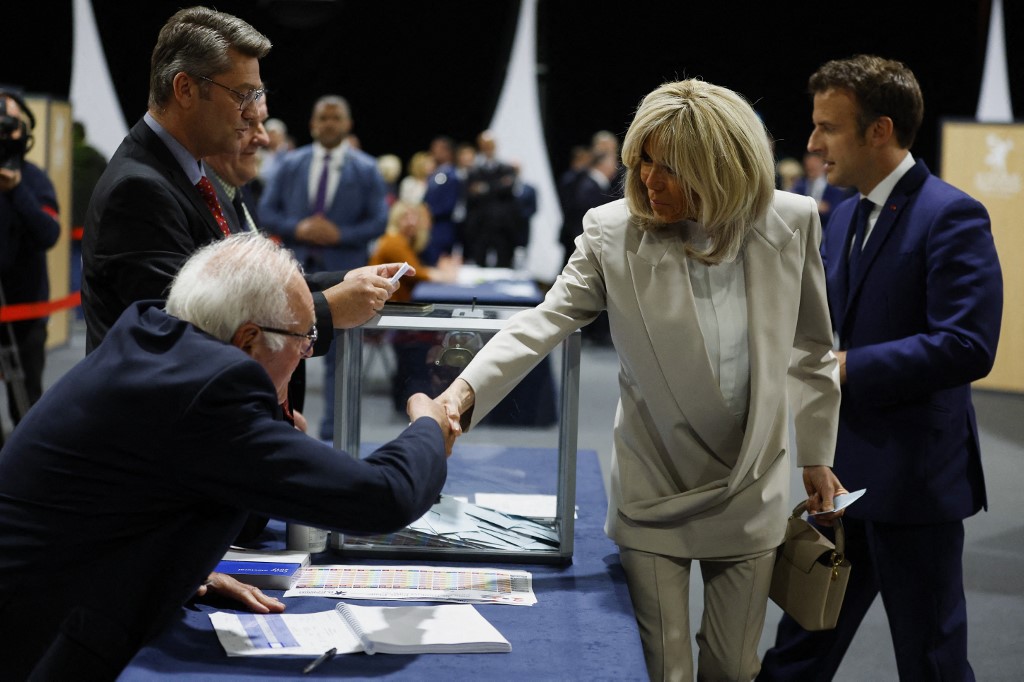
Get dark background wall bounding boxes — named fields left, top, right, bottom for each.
left=3, top=0, right=1023, bottom=178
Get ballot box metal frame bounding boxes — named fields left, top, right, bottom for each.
left=332, top=303, right=580, bottom=564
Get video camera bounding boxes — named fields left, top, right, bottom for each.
left=0, top=90, right=35, bottom=171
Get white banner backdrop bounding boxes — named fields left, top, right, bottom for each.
left=70, top=0, right=129, bottom=161
left=488, top=0, right=565, bottom=282
left=976, top=0, right=1013, bottom=123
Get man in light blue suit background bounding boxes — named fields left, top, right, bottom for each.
left=259, top=95, right=388, bottom=439
left=760, top=55, right=1003, bottom=682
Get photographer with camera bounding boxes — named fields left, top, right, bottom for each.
left=0, top=88, right=60, bottom=446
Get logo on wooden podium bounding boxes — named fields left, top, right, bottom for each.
left=975, top=133, right=1020, bottom=196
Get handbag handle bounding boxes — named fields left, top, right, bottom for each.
left=790, top=500, right=846, bottom=580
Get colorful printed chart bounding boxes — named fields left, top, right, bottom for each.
left=284, top=565, right=536, bottom=605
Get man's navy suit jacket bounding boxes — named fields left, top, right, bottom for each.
left=822, top=159, right=1002, bottom=524
left=0, top=301, right=447, bottom=677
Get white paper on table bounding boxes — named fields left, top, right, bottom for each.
left=455, top=265, right=530, bottom=284
left=211, top=603, right=512, bottom=656
left=211, top=610, right=359, bottom=657
left=493, top=282, right=540, bottom=299
left=474, top=493, right=556, bottom=518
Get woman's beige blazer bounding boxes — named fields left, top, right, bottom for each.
left=459, top=192, right=840, bottom=558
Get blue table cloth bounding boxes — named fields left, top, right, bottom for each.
left=119, top=450, right=646, bottom=681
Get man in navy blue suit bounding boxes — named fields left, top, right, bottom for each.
left=422, top=135, right=462, bottom=265
left=760, top=55, right=1002, bottom=681
left=559, top=151, right=619, bottom=267
left=258, top=95, right=388, bottom=275
left=0, top=233, right=453, bottom=679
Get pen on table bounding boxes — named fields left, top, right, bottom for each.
left=303, top=647, right=337, bottom=674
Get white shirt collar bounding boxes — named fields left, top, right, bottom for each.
left=314, top=140, right=348, bottom=165
left=863, top=151, right=915, bottom=206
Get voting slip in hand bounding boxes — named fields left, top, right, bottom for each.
left=809, top=488, right=866, bottom=516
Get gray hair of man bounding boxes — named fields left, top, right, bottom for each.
left=165, top=233, right=302, bottom=352
left=149, top=6, right=272, bottom=110
left=264, top=117, right=287, bottom=135
left=621, top=78, right=775, bottom=265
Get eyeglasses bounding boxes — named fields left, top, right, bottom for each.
left=196, top=75, right=265, bottom=112
left=258, top=324, right=317, bottom=357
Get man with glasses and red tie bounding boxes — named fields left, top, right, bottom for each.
left=0, top=233, right=455, bottom=680
left=77, top=2, right=412, bottom=630
left=81, top=7, right=400, bottom=357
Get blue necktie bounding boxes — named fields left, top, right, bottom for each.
left=847, top=197, right=874, bottom=289
left=313, top=152, right=331, bottom=214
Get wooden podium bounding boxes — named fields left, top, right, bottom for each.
left=22, top=95, right=73, bottom=349
left=941, top=120, right=1024, bottom=393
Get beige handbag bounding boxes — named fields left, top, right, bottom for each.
left=768, top=500, right=851, bottom=631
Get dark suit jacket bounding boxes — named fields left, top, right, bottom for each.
left=463, top=160, right=523, bottom=266
left=0, top=161, right=60, bottom=313
left=0, top=301, right=447, bottom=678
left=421, top=162, right=462, bottom=264
left=822, top=159, right=1002, bottom=523
left=559, top=169, right=615, bottom=260
left=82, top=118, right=342, bottom=355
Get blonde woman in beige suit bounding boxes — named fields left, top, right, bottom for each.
left=437, top=79, right=846, bottom=682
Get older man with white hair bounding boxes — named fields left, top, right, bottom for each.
left=0, top=233, right=454, bottom=680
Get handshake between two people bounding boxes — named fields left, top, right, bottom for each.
left=405, top=377, right=477, bottom=457
left=427, top=377, right=475, bottom=455
left=317, top=261, right=472, bottom=455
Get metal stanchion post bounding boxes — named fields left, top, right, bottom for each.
left=0, top=282, right=31, bottom=420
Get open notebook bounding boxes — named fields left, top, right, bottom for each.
left=211, top=602, right=511, bottom=656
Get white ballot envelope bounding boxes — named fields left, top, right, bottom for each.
left=809, top=488, right=866, bottom=515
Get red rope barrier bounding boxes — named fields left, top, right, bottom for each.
left=0, top=291, right=82, bottom=322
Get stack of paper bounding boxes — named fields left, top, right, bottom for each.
left=342, top=495, right=559, bottom=551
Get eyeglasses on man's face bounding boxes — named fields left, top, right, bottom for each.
left=196, top=75, right=265, bottom=112
left=258, top=324, right=317, bottom=357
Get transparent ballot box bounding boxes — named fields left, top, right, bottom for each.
left=331, top=302, right=580, bottom=564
